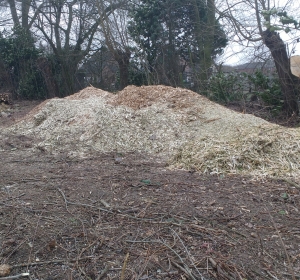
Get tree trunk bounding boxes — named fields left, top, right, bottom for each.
left=61, top=60, right=77, bottom=96
left=22, top=0, right=31, bottom=29
left=202, top=0, right=215, bottom=82
left=7, top=0, right=20, bottom=27
left=262, top=30, right=299, bottom=116
left=191, top=0, right=215, bottom=91
left=116, top=50, right=130, bottom=90
left=36, top=57, right=58, bottom=98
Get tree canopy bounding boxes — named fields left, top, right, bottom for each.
left=128, top=0, right=227, bottom=87
left=1, top=0, right=298, bottom=118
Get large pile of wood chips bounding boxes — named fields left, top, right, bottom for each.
left=5, top=85, right=300, bottom=180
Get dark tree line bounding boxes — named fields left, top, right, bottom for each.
left=0, top=0, right=227, bottom=96
left=0, top=0, right=299, bottom=117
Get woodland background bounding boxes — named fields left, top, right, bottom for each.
left=0, top=0, right=299, bottom=118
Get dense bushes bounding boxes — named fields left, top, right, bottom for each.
left=206, top=70, right=284, bottom=114
left=207, top=72, right=246, bottom=103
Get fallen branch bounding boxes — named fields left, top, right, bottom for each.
left=56, top=188, right=169, bottom=222
left=0, top=272, right=29, bottom=280
left=120, top=253, right=130, bottom=280
left=208, top=257, right=243, bottom=280
left=12, top=256, right=95, bottom=268
left=189, top=224, right=226, bottom=234
left=274, top=177, right=300, bottom=189
left=171, top=261, right=197, bottom=280
left=264, top=269, right=280, bottom=280
left=171, top=229, right=205, bottom=278
left=95, top=265, right=110, bottom=280
left=282, top=272, right=300, bottom=279
left=125, top=239, right=199, bottom=280
left=0, top=194, right=26, bottom=205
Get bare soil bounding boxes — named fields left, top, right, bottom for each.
left=1, top=100, right=300, bottom=280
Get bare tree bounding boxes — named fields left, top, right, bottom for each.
left=1, top=0, right=122, bottom=96
left=33, top=0, right=103, bottom=95
left=96, top=0, right=131, bottom=90
left=219, top=0, right=300, bottom=116
left=4, top=0, right=43, bottom=30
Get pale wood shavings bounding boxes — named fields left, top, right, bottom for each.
left=169, top=126, right=300, bottom=179
left=4, top=85, right=300, bottom=181
left=65, top=86, right=113, bottom=100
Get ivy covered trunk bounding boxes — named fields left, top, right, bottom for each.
left=192, top=0, right=215, bottom=90
left=262, top=30, right=299, bottom=116
left=56, top=50, right=83, bottom=97
left=60, top=60, right=77, bottom=96
left=116, top=50, right=130, bottom=90
left=36, top=57, right=58, bottom=98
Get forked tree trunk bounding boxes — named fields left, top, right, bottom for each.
left=262, top=30, right=299, bottom=116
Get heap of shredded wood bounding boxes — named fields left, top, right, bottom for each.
left=109, top=85, right=205, bottom=110
left=5, top=85, right=300, bottom=180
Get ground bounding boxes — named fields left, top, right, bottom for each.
left=0, top=101, right=300, bottom=280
